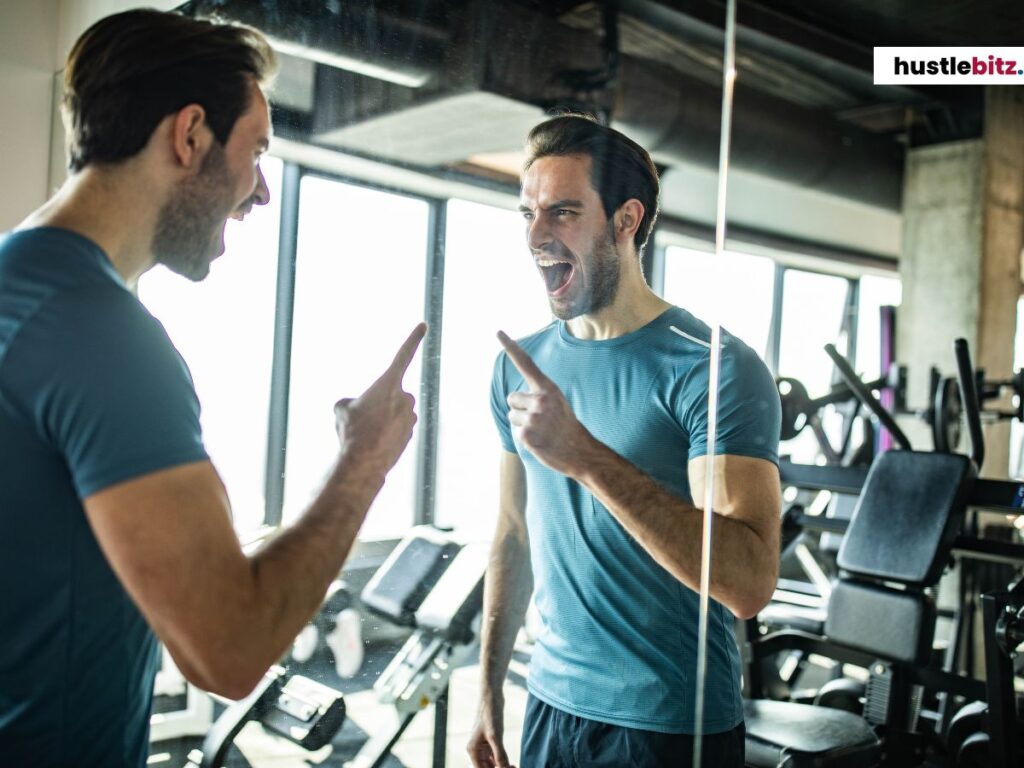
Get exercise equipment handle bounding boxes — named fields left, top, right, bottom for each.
left=954, top=338, right=985, bottom=469
left=824, top=343, right=913, bottom=451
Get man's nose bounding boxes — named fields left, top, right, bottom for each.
left=252, top=163, right=271, bottom=207
left=526, top=215, right=551, bottom=253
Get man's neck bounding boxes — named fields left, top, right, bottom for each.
left=565, top=272, right=672, bottom=341
left=18, top=164, right=161, bottom=288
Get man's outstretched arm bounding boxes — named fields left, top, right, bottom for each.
left=84, top=324, right=425, bottom=699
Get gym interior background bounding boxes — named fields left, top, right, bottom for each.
left=2, top=1, right=1022, bottom=766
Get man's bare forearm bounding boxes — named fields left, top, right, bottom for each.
left=574, top=440, right=776, bottom=618
left=237, top=457, right=386, bottom=689
left=479, top=527, right=533, bottom=710
left=138, top=458, right=387, bottom=698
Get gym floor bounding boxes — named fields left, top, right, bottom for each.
left=148, top=641, right=533, bottom=768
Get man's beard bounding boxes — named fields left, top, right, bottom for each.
left=551, top=220, right=621, bottom=321
left=152, top=143, right=235, bottom=282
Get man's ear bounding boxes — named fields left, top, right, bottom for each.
left=170, top=104, right=212, bottom=170
left=613, top=199, right=645, bottom=245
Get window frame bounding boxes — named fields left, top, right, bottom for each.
left=248, top=153, right=901, bottom=534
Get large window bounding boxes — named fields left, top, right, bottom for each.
left=141, top=155, right=905, bottom=536
left=282, top=175, right=429, bottom=539
left=434, top=200, right=552, bottom=540
left=662, top=245, right=776, bottom=359
left=139, top=157, right=283, bottom=538
left=856, top=274, right=903, bottom=382
left=776, top=269, right=853, bottom=463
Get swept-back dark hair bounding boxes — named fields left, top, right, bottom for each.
left=62, top=9, right=276, bottom=172
left=524, top=114, right=660, bottom=253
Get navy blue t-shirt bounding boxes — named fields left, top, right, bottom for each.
left=491, top=307, right=781, bottom=734
left=0, top=228, right=208, bottom=766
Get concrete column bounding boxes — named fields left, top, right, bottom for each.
left=898, top=86, right=1024, bottom=479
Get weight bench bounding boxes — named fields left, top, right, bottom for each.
left=744, top=449, right=975, bottom=767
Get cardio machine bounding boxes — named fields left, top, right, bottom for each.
left=176, top=526, right=488, bottom=768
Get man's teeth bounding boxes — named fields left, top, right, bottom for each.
left=537, top=259, right=569, bottom=267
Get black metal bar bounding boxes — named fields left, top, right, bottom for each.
left=432, top=686, right=449, bottom=768
left=824, top=343, right=913, bottom=450
left=414, top=201, right=446, bottom=527
left=741, top=617, right=764, bottom=698
left=971, top=479, right=1024, bottom=512
left=952, top=537, right=1024, bottom=567
left=789, top=513, right=849, bottom=536
left=263, top=162, right=302, bottom=527
left=787, top=511, right=1024, bottom=565
left=749, top=630, right=988, bottom=701
left=779, top=461, right=868, bottom=494
left=749, top=629, right=880, bottom=669
left=806, top=374, right=890, bottom=411
left=981, top=591, right=1018, bottom=768
left=954, top=338, right=986, bottom=470
left=783, top=466, right=1023, bottom=515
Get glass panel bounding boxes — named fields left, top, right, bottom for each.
left=662, top=245, right=775, bottom=359
left=434, top=199, right=551, bottom=540
left=138, top=156, right=283, bottom=539
left=283, top=175, right=428, bottom=539
left=777, top=269, right=852, bottom=463
left=1010, top=295, right=1024, bottom=479
left=855, top=273, right=902, bottom=381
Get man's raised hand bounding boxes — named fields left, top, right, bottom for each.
left=335, top=323, right=427, bottom=478
left=498, top=330, right=597, bottom=478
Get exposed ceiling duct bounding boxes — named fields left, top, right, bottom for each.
left=183, top=0, right=904, bottom=210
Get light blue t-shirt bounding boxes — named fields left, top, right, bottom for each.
left=490, top=306, right=780, bottom=734
left=0, top=228, right=208, bottom=767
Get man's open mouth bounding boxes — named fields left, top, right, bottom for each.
left=538, top=258, right=575, bottom=296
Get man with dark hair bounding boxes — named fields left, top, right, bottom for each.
left=467, top=115, right=782, bottom=767
left=0, top=10, right=424, bottom=766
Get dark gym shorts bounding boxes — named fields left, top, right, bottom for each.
left=520, top=694, right=745, bottom=768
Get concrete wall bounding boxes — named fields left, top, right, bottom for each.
left=0, top=0, right=180, bottom=230
left=897, top=89, right=1024, bottom=477
left=660, top=161, right=903, bottom=261
left=0, top=0, right=61, bottom=230
left=898, top=140, right=985, bottom=409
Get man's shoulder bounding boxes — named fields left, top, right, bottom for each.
left=514, top=320, right=560, bottom=351
left=651, top=308, right=775, bottom=402
left=0, top=227, right=133, bottom=334
left=492, top=320, right=558, bottom=368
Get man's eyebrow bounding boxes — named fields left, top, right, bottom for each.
left=517, top=199, right=585, bottom=212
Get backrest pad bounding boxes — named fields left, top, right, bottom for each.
left=837, top=450, right=973, bottom=586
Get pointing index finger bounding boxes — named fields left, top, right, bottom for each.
left=497, top=330, right=551, bottom=391
left=384, top=322, right=427, bottom=384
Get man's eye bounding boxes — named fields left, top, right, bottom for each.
left=522, top=212, right=534, bottom=221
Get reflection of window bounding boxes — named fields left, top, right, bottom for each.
left=856, top=274, right=902, bottom=381
left=283, top=175, right=428, bottom=539
left=434, top=200, right=552, bottom=540
left=138, top=157, right=283, bottom=538
left=662, top=246, right=775, bottom=359
left=1012, top=296, right=1024, bottom=479
left=778, top=269, right=852, bottom=394
left=777, top=269, right=852, bottom=463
